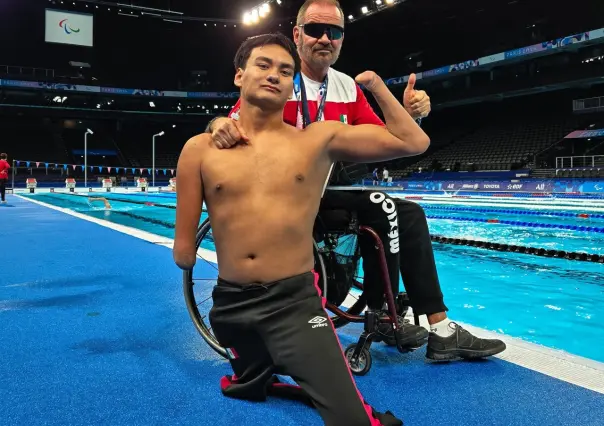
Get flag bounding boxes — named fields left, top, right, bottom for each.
left=108, top=167, right=112, bottom=173
left=36, top=162, right=40, bottom=168
left=72, top=165, right=77, bottom=170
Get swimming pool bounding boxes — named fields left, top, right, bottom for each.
left=21, top=191, right=604, bottom=363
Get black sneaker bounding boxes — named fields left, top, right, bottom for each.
left=426, top=322, right=506, bottom=361
left=377, top=316, right=429, bottom=350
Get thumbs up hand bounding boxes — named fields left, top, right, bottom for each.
left=403, top=73, right=431, bottom=120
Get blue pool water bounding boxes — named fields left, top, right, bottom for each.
left=22, top=192, right=604, bottom=363
left=421, top=204, right=604, bottom=255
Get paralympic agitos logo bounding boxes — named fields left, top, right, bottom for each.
left=59, top=19, right=80, bottom=35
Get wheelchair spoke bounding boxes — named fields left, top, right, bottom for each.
left=196, top=255, right=219, bottom=272
left=196, top=295, right=213, bottom=308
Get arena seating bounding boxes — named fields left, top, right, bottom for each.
left=390, top=115, right=582, bottom=178
left=61, top=127, right=122, bottom=169
left=0, top=118, right=70, bottom=164
left=556, top=168, right=604, bottom=178
left=116, top=122, right=191, bottom=169
left=383, top=122, right=475, bottom=178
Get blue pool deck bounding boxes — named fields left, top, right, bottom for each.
left=2, top=194, right=604, bottom=426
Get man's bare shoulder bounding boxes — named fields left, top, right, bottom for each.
left=184, top=133, right=212, bottom=152
left=179, top=133, right=211, bottom=173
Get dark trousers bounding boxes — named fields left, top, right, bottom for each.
left=0, top=179, right=6, bottom=202
left=321, top=189, right=448, bottom=315
left=209, top=272, right=402, bottom=426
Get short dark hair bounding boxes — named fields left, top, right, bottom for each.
left=234, top=33, right=301, bottom=75
left=0, top=153, right=6, bottom=160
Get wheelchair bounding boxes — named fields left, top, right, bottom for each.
left=183, top=210, right=416, bottom=376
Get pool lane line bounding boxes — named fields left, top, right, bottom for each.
left=423, top=205, right=604, bottom=219
left=430, top=234, right=604, bottom=263
left=426, top=215, right=604, bottom=233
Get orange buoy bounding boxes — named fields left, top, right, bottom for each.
left=578, top=213, right=589, bottom=219
left=487, top=219, right=500, bottom=223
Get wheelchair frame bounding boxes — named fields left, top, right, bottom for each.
left=183, top=216, right=411, bottom=375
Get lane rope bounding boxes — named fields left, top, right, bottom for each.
left=430, top=234, right=604, bottom=263
left=426, top=215, right=604, bottom=233
left=423, top=205, right=604, bottom=219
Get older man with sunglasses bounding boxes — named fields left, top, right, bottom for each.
left=207, top=0, right=506, bottom=362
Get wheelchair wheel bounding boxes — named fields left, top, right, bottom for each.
left=183, top=218, right=226, bottom=358
left=316, top=232, right=368, bottom=328
left=183, top=218, right=329, bottom=359
left=344, top=344, right=372, bottom=376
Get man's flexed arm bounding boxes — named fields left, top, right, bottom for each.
left=325, top=71, right=430, bottom=163
left=173, top=135, right=206, bottom=270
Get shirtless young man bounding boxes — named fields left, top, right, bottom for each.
left=173, top=33, right=429, bottom=426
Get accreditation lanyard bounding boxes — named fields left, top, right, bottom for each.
left=293, top=72, right=336, bottom=196
left=293, top=72, right=329, bottom=129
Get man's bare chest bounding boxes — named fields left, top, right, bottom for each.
left=201, top=140, right=329, bottom=196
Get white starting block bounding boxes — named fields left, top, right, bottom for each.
left=65, top=178, right=76, bottom=193
left=136, top=177, right=148, bottom=192
left=102, top=178, right=113, bottom=192
left=169, top=177, right=176, bottom=191
left=26, top=178, right=37, bottom=193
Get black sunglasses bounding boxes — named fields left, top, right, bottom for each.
left=300, top=23, right=345, bottom=41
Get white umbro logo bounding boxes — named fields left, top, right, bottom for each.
left=309, top=316, right=328, bottom=329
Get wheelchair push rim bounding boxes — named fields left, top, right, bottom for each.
left=182, top=219, right=227, bottom=358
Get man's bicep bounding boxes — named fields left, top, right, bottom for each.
left=327, top=123, right=396, bottom=163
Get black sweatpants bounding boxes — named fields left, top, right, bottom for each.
left=321, top=189, right=448, bottom=315
left=209, top=272, right=402, bottom=426
left=0, top=179, right=6, bottom=202
left=393, top=198, right=447, bottom=315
